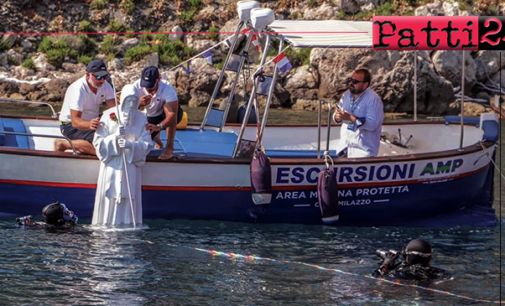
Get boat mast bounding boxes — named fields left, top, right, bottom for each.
left=460, top=51, right=465, bottom=151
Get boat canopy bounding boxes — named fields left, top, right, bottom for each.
left=267, top=20, right=373, bottom=48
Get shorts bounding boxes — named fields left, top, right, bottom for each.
left=60, top=124, right=95, bottom=144
left=147, top=106, right=183, bottom=140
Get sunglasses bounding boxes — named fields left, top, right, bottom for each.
left=91, top=74, right=105, bottom=81
left=347, top=77, right=365, bottom=84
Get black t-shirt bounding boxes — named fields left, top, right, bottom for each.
left=374, top=263, right=452, bottom=283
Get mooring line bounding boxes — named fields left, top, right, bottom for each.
left=143, top=240, right=501, bottom=304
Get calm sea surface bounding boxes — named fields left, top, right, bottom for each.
left=0, top=121, right=503, bottom=305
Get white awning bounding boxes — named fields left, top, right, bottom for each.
left=267, top=20, right=373, bottom=48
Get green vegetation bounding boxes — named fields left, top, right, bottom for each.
left=0, top=40, right=12, bottom=52
left=208, top=26, right=219, bottom=41
left=375, top=2, right=397, bottom=16
left=355, top=10, right=372, bottom=21
left=77, top=54, right=94, bottom=65
left=79, top=21, right=96, bottom=33
left=125, top=44, right=152, bottom=64
left=90, top=0, right=106, bottom=10
left=99, top=36, right=118, bottom=56
left=125, top=28, right=136, bottom=38
left=307, top=0, right=318, bottom=8
left=22, top=58, right=35, bottom=69
left=337, top=9, right=345, bottom=20
left=121, top=0, right=135, bottom=15
left=37, top=37, right=80, bottom=66
left=108, top=19, right=125, bottom=33
left=188, top=0, right=202, bottom=10
left=290, top=11, right=298, bottom=20
left=78, top=34, right=97, bottom=54
left=180, top=11, right=193, bottom=23
left=489, top=5, right=497, bottom=15
left=7, top=56, right=17, bottom=65
left=213, top=60, right=225, bottom=69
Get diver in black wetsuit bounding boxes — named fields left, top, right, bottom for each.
left=16, top=201, right=78, bottom=229
left=372, top=238, right=452, bottom=282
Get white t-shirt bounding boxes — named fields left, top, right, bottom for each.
left=132, top=79, right=178, bottom=117
left=59, top=76, right=115, bottom=122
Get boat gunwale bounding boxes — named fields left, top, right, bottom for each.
left=0, top=113, right=496, bottom=165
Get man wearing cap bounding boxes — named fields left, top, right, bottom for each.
left=55, top=59, right=116, bottom=155
left=132, top=66, right=180, bottom=160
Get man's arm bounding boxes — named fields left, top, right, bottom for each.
left=355, top=97, right=383, bottom=131
left=105, top=99, right=116, bottom=108
left=71, top=109, right=99, bottom=130
left=159, top=100, right=179, bottom=159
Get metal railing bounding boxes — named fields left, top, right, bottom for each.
left=317, top=100, right=333, bottom=159
left=0, top=130, right=78, bottom=155
left=0, top=97, right=58, bottom=118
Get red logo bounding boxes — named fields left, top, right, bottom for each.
left=373, top=16, right=505, bottom=50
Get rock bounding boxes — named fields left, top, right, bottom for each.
left=121, top=38, right=140, bottom=53
left=448, top=101, right=487, bottom=117
left=292, top=99, right=320, bottom=111
left=41, top=78, right=70, bottom=102
left=34, top=54, right=56, bottom=72
left=1, top=34, right=19, bottom=47
left=442, top=1, right=459, bottom=16
left=176, top=58, right=221, bottom=94
left=218, top=97, right=239, bottom=123
left=284, top=66, right=319, bottom=102
left=432, top=50, right=476, bottom=92
left=0, top=53, right=7, bottom=67
left=372, top=52, right=454, bottom=115
left=13, top=66, right=35, bottom=78
left=188, top=89, right=210, bottom=107
left=170, top=26, right=183, bottom=41
left=61, top=63, right=84, bottom=73
left=18, top=83, right=36, bottom=95
left=475, top=91, right=491, bottom=103
left=474, top=51, right=505, bottom=83
left=304, top=2, right=337, bottom=19
left=109, top=58, right=125, bottom=71
left=219, top=20, right=245, bottom=53
left=20, top=39, right=32, bottom=51
left=487, top=69, right=505, bottom=89
left=415, top=1, right=444, bottom=16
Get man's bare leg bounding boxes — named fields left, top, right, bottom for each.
left=154, top=133, right=164, bottom=149
left=54, top=139, right=96, bottom=155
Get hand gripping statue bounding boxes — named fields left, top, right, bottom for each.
left=92, top=84, right=153, bottom=226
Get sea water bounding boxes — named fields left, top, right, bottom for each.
left=0, top=218, right=502, bottom=305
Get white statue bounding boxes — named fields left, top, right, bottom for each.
left=92, top=84, right=153, bottom=226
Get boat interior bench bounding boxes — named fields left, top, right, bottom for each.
left=154, top=127, right=339, bottom=159
left=0, top=117, right=30, bottom=149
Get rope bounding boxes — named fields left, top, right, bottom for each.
left=142, top=240, right=502, bottom=304
left=479, top=142, right=505, bottom=181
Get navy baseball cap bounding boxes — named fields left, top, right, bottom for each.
left=86, top=59, right=108, bottom=77
left=140, top=66, right=160, bottom=88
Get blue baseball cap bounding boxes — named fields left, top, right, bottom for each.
left=86, top=59, right=108, bottom=76
left=140, top=66, right=160, bottom=88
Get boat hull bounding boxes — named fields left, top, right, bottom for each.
left=0, top=147, right=497, bottom=227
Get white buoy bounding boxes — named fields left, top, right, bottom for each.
left=251, top=8, right=275, bottom=31
left=237, top=1, right=260, bottom=23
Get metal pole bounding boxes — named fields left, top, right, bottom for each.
left=414, top=51, right=417, bottom=122
left=219, top=31, right=262, bottom=132
left=326, top=100, right=332, bottom=153
left=317, top=99, right=322, bottom=159
left=255, top=39, right=284, bottom=151
left=0, top=97, right=58, bottom=118
left=200, top=21, right=244, bottom=130
left=459, top=51, right=465, bottom=151
left=0, top=130, right=77, bottom=154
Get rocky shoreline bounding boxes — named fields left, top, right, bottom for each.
left=1, top=0, right=504, bottom=118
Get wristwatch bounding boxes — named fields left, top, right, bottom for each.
left=157, top=123, right=163, bottom=130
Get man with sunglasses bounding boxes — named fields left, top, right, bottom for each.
left=132, top=66, right=180, bottom=160
left=333, top=68, right=384, bottom=158
left=56, top=59, right=116, bottom=155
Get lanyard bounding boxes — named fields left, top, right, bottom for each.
left=350, top=89, right=367, bottom=114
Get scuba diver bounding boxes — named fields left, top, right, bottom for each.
left=372, top=238, right=452, bottom=282
left=16, top=201, right=78, bottom=229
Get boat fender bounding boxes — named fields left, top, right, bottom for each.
left=317, top=157, right=339, bottom=225
left=250, top=149, right=272, bottom=205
